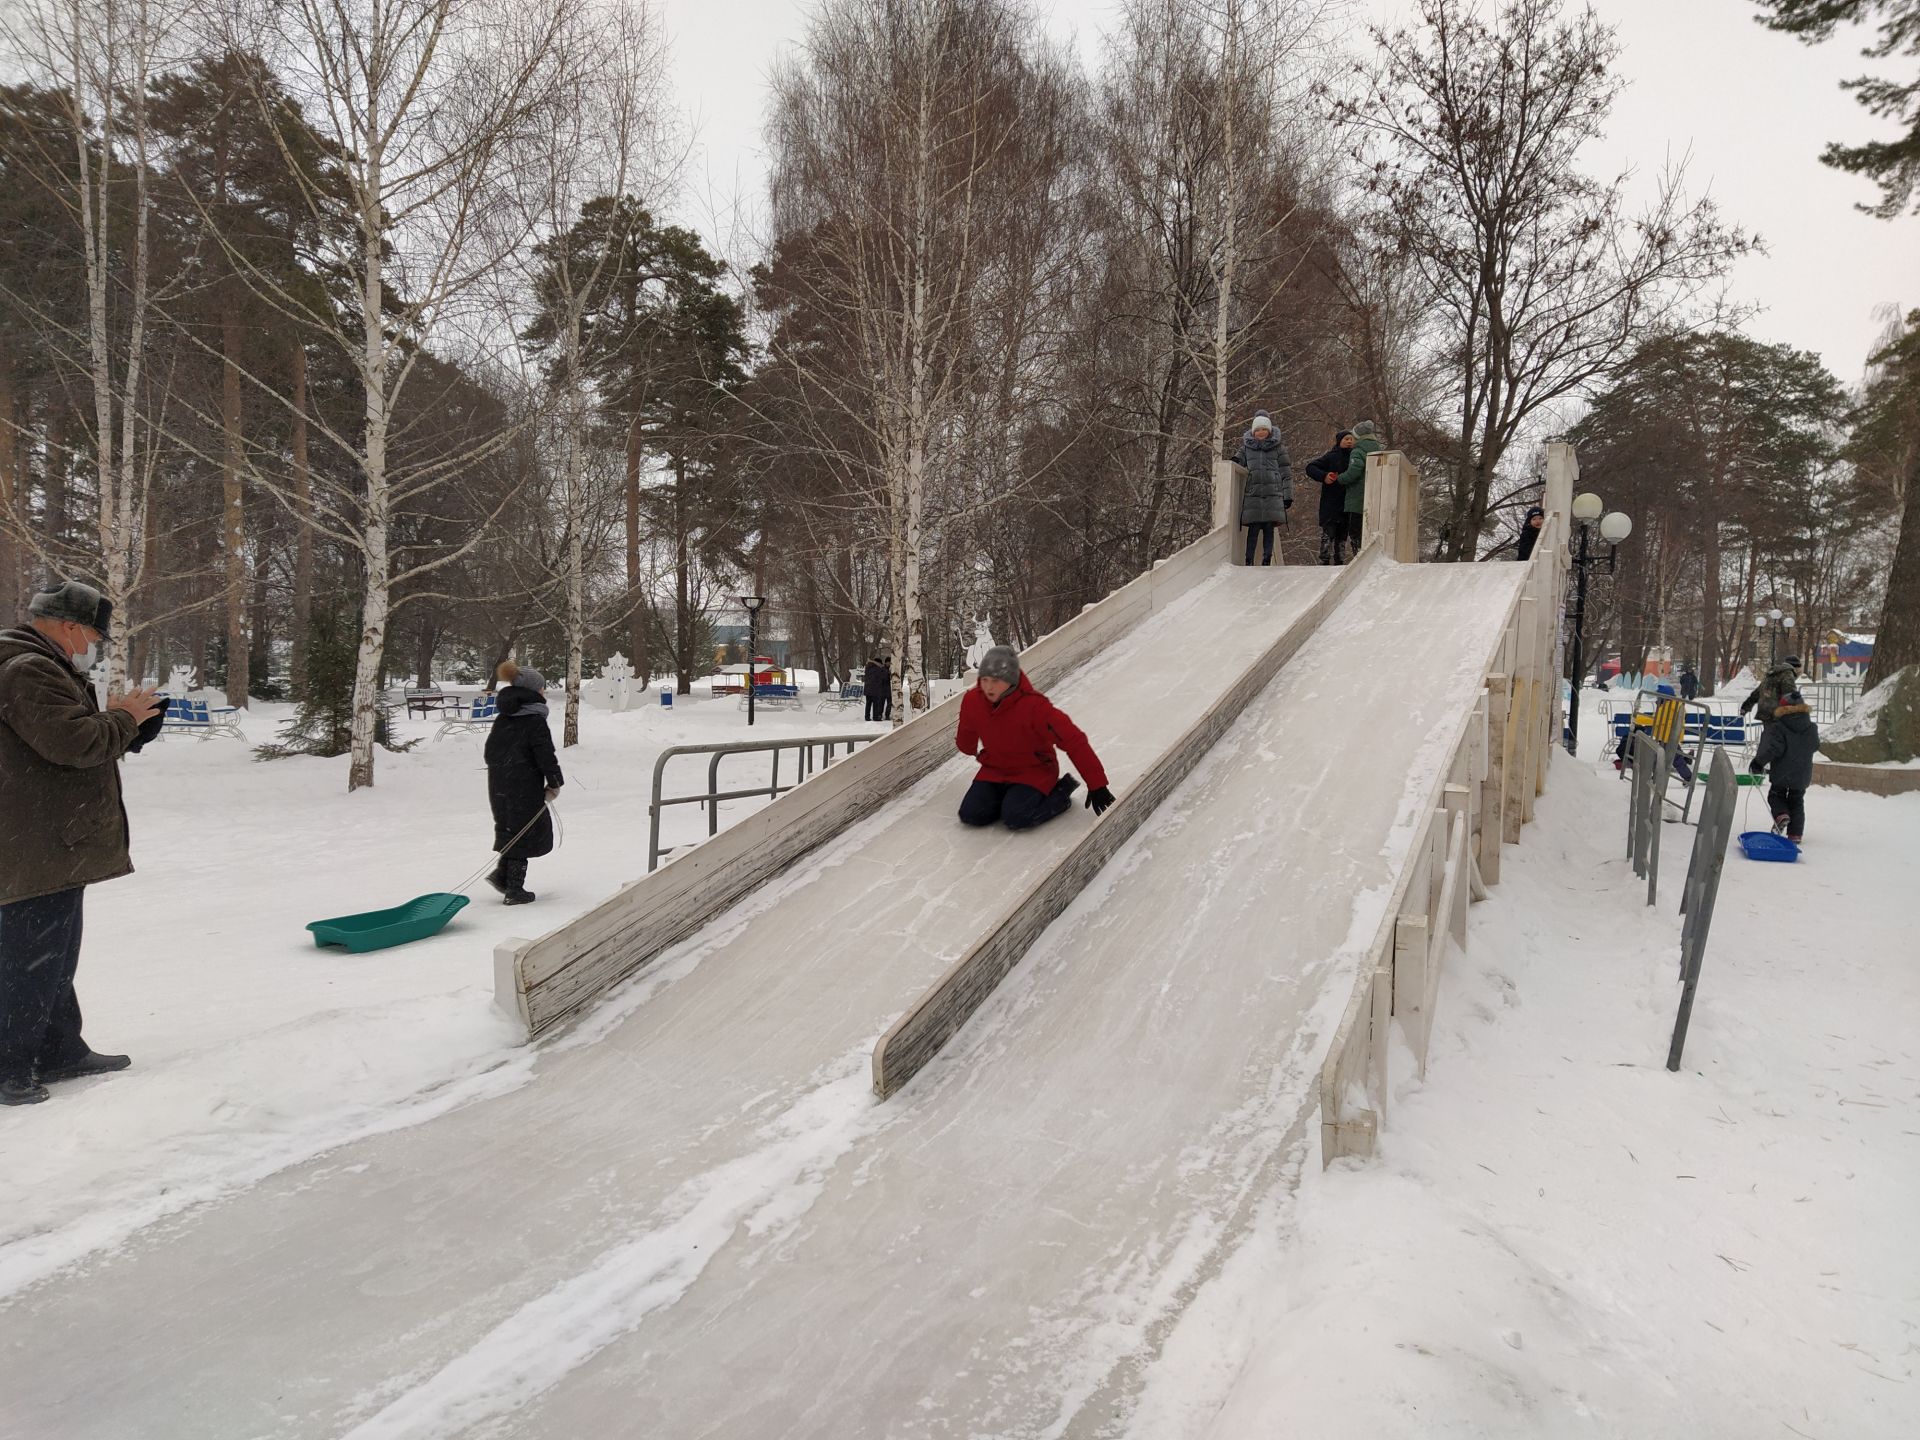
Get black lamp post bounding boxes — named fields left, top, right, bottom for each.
left=739, top=595, right=766, bottom=726
left=1564, top=492, right=1633, bottom=757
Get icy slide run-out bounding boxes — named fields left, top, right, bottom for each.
left=0, top=557, right=1524, bottom=1439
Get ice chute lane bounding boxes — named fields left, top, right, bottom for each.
left=0, top=558, right=1346, bottom=1440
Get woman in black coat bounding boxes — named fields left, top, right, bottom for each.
left=1303, top=430, right=1355, bottom=565
left=484, top=661, right=564, bottom=904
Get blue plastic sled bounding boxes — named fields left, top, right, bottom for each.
left=1736, top=831, right=1800, bottom=863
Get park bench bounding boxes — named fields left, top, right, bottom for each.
left=738, top=683, right=802, bottom=712
left=160, top=696, right=246, bottom=741
left=817, top=683, right=865, bottom=715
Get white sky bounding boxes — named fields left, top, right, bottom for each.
left=662, top=0, right=1914, bottom=385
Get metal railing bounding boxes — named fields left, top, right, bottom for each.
left=647, top=734, right=880, bottom=872
left=1800, top=679, right=1861, bottom=725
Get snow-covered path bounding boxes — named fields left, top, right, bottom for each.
left=0, top=565, right=1358, bottom=1439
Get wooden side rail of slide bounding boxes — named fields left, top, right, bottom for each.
left=493, top=525, right=1233, bottom=1039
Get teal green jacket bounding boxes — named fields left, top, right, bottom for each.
left=1336, top=436, right=1383, bottom=515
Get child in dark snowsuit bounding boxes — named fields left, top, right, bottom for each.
left=1749, top=689, right=1818, bottom=842
left=1303, top=429, right=1356, bottom=565
left=955, top=647, right=1116, bottom=830
left=1515, top=505, right=1546, bottom=561
left=484, top=662, right=564, bottom=904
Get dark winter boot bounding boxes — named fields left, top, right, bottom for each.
left=503, top=888, right=537, bottom=906
left=1, top=1076, right=50, bottom=1106
left=38, top=1050, right=132, bottom=1084
left=484, top=868, right=510, bottom=896
left=495, top=857, right=531, bottom=904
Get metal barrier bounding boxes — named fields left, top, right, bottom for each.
left=647, top=734, right=879, bottom=872
left=1800, top=679, right=1861, bottom=725
left=1669, top=750, right=1738, bottom=1070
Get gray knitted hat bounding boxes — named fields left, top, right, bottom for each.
left=977, top=646, right=1020, bottom=684
left=1352, top=419, right=1378, bottom=439
left=29, top=579, right=112, bottom=637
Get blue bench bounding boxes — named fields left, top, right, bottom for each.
left=740, top=683, right=802, bottom=712
left=817, top=683, right=865, bottom=714
left=160, top=696, right=245, bottom=740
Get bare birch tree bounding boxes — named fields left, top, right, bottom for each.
left=210, top=0, right=591, bottom=788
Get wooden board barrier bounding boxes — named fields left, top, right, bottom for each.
left=495, top=526, right=1233, bottom=1039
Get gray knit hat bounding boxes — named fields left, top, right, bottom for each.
left=1352, top=419, right=1378, bottom=439
left=29, top=579, right=112, bottom=637
left=977, top=646, right=1020, bottom=684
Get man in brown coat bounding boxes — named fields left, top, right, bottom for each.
left=0, top=580, right=162, bottom=1105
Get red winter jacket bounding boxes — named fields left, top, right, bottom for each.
left=955, top=674, right=1108, bottom=794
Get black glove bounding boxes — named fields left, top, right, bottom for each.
left=1283, top=496, right=1293, bottom=510
left=1748, top=763, right=1764, bottom=776
left=1085, top=786, right=1115, bottom=816
left=128, top=699, right=169, bottom=754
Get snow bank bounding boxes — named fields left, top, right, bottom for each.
left=1130, top=757, right=1919, bottom=1439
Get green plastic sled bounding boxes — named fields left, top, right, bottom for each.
left=306, top=892, right=470, bottom=953
left=1735, top=772, right=1763, bottom=787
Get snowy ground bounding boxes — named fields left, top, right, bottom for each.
left=0, top=691, right=885, bottom=1295
left=1133, top=738, right=1920, bottom=1439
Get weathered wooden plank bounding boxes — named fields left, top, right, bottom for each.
left=871, top=545, right=1382, bottom=1097
left=1392, top=913, right=1430, bottom=1027
left=497, top=527, right=1232, bottom=1038
left=1479, top=673, right=1511, bottom=882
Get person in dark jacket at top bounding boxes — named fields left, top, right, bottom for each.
left=1514, top=505, right=1546, bottom=562
left=1739, top=656, right=1800, bottom=726
left=484, top=662, right=564, bottom=905
left=1303, top=429, right=1356, bottom=565
left=0, top=581, right=163, bottom=1106
left=863, top=652, right=892, bottom=723
left=1334, top=420, right=1383, bottom=554
left=1750, top=689, right=1817, bottom=842
left=1678, top=664, right=1699, bottom=701
left=1233, top=412, right=1293, bottom=567
left=956, top=647, right=1115, bottom=831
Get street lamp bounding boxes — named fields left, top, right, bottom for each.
left=738, top=595, right=766, bottom=726
left=1565, top=493, right=1634, bottom=757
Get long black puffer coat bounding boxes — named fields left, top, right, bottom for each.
left=485, top=686, right=564, bottom=858
left=1303, top=432, right=1354, bottom=528
left=1234, top=430, right=1294, bottom=524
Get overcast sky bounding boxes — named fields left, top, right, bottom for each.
left=661, top=0, right=1913, bottom=386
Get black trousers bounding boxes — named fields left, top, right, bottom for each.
left=1318, top=520, right=1346, bottom=565
left=958, top=778, right=1073, bottom=832
left=496, top=856, right=530, bottom=891
left=1244, top=523, right=1276, bottom=566
left=864, top=692, right=892, bottom=722
left=1768, top=784, right=1806, bottom=840
left=0, top=886, right=88, bottom=1082
left=1342, top=512, right=1364, bottom=553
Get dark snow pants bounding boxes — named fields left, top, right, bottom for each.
left=1768, top=784, right=1806, bottom=840
left=958, top=779, right=1073, bottom=832
left=0, top=886, right=87, bottom=1082
left=495, top=856, right=530, bottom=893
left=1244, top=523, right=1276, bottom=566
left=1318, top=520, right=1345, bottom=566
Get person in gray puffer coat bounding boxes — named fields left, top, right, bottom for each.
left=1749, top=690, right=1817, bottom=842
left=1233, top=413, right=1294, bottom=566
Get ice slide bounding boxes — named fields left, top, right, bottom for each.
left=0, top=515, right=1537, bottom=1437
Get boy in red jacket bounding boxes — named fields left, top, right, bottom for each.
left=955, top=647, right=1117, bottom=830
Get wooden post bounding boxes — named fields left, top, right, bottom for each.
left=1362, top=451, right=1421, bottom=562
left=1483, top=672, right=1512, bottom=873
left=1213, top=458, right=1245, bottom=551
left=1392, top=914, right=1429, bottom=1026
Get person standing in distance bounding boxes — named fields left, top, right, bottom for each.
left=0, top=580, right=163, bottom=1106
left=1233, top=412, right=1293, bottom=567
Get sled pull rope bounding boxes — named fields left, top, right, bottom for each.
left=450, top=801, right=558, bottom=896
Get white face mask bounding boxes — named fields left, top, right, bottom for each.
left=74, top=642, right=99, bottom=672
